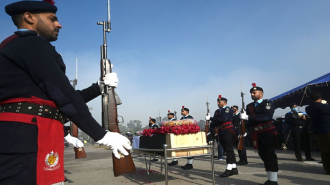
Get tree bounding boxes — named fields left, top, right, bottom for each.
left=198, top=120, right=206, bottom=128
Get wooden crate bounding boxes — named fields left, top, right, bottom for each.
left=166, top=132, right=208, bottom=157
left=134, top=132, right=208, bottom=157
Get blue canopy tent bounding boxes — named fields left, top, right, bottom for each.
left=270, top=72, right=330, bottom=109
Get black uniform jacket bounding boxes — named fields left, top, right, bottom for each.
left=149, top=124, right=159, bottom=129
left=180, top=115, right=194, bottom=120
left=210, top=107, right=234, bottom=135
left=233, top=113, right=241, bottom=135
left=285, top=111, right=307, bottom=127
left=0, top=31, right=106, bottom=153
left=246, top=99, right=274, bottom=126
left=306, top=102, right=330, bottom=134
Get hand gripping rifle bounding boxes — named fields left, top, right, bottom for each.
left=238, top=80, right=246, bottom=150
left=70, top=59, right=87, bottom=159
left=97, top=0, right=136, bottom=176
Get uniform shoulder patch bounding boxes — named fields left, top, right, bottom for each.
left=225, top=107, right=230, bottom=113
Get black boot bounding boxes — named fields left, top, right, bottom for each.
left=237, top=161, right=248, bottom=165
left=232, top=168, right=239, bottom=175
left=260, top=180, right=279, bottom=185
left=151, top=158, right=158, bottom=162
left=220, top=169, right=234, bottom=177
left=168, top=161, right=178, bottom=166
left=306, top=157, right=315, bottom=161
left=181, top=164, right=193, bottom=170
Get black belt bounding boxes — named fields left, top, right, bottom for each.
left=293, top=126, right=304, bottom=129
left=253, top=123, right=274, bottom=131
left=217, top=123, right=233, bottom=129
left=0, top=102, right=65, bottom=123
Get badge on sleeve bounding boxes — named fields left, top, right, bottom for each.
left=266, top=103, right=271, bottom=110
left=225, top=107, right=230, bottom=113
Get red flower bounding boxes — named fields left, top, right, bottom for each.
left=142, top=124, right=201, bottom=136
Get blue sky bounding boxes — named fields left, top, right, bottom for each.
left=1, top=0, right=330, bottom=127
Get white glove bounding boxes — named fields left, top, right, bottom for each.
left=322, top=100, right=327, bottom=104
left=97, top=64, right=119, bottom=88
left=103, top=73, right=118, bottom=87
left=96, top=132, right=132, bottom=159
left=65, top=134, right=84, bottom=148
left=207, top=132, right=211, bottom=136
left=240, top=110, right=249, bottom=120
left=205, top=113, right=211, bottom=121
left=238, top=132, right=247, bottom=139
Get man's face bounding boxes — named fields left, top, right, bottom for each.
left=232, top=107, right=238, bottom=114
left=291, top=105, right=297, bottom=110
left=35, top=13, right=62, bottom=41
left=181, top=110, right=188, bottom=116
left=167, top=114, right=173, bottom=120
left=149, top=120, right=154, bottom=125
left=251, top=91, right=263, bottom=101
left=217, top=100, right=226, bottom=108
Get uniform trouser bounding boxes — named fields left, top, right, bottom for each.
left=292, top=128, right=312, bottom=160
left=316, top=133, right=330, bottom=175
left=235, top=138, right=247, bottom=162
left=235, top=130, right=247, bottom=162
left=215, top=137, right=225, bottom=159
left=257, top=132, right=279, bottom=172
left=0, top=152, right=37, bottom=185
left=219, top=132, right=236, bottom=164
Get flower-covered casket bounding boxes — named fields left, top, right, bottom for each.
left=134, top=119, right=207, bottom=157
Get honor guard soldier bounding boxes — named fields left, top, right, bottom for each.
left=285, top=103, right=315, bottom=162
left=147, top=118, right=159, bottom=162
left=168, top=106, right=194, bottom=169
left=167, top=110, right=176, bottom=121
left=149, top=117, right=159, bottom=129
left=232, top=105, right=248, bottom=165
left=240, top=83, right=279, bottom=185
left=206, top=95, right=238, bottom=177
left=0, top=1, right=131, bottom=184
left=306, top=91, right=330, bottom=175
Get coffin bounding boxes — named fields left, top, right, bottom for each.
left=133, top=132, right=208, bottom=157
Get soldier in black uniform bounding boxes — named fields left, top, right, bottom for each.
left=240, top=83, right=279, bottom=185
left=232, top=105, right=248, bottom=165
left=285, top=103, right=314, bottom=161
left=149, top=117, right=159, bottom=129
left=168, top=106, right=194, bottom=169
left=206, top=95, right=238, bottom=177
left=0, top=1, right=131, bottom=184
left=167, top=110, right=176, bottom=121
left=306, top=91, right=330, bottom=175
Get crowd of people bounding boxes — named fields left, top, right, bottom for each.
left=145, top=84, right=329, bottom=185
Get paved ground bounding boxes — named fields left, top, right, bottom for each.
left=64, top=145, right=329, bottom=185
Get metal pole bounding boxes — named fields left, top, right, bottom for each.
left=144, top=156, right=149, bottom=175
left=163, top=144, right=168, bottom=185
left=210, top=140, right=215, bottom=185
left=160, top=158, right=163, bottom=172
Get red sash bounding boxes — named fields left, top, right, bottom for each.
left=0, top=96, right=64, bottom=185
left=217, top=122, right=237, bottom=141
left=248, top=104, right=277, bottom=149
left=252, top=121, right=276, bottom=149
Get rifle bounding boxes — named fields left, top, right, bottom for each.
left=69, top=58, right=87, bottom=159
left=97, top=0, right=136, bottom=177
left=205, top=94, right=210, bottom=137
left=238, top=80, right=246, bottom=150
